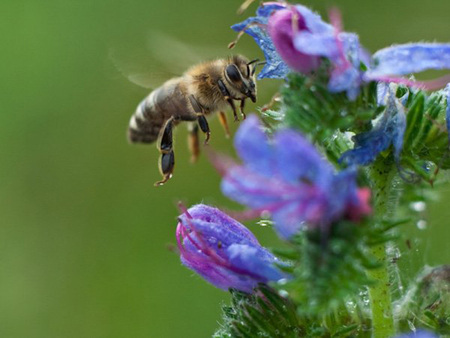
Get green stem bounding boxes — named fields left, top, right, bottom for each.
left=367, top=157, right=399, bottom=338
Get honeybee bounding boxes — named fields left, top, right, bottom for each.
left=128, top=55, right=259, bottom=186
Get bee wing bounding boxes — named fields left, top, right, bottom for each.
left=146, top=31, right=226, bottom=71
left=109, top=31, right=228, bottom=89
left=109, top=47, right=177, bottom=89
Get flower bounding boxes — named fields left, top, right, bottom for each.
left=339, top=84, right=407, bottom=166
left=235, top=2, right=450, bottom=100
left=267, top=6, right=321, bottom=74
left=176, top=204, right=286, bottom=293
left=214, top=115, right=371, bottom=240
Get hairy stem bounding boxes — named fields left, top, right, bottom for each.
left=367, top=157, right=399, bottom=338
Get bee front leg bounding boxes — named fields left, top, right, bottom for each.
left=155, top=117, right=175, bottom=186
left=218, top=79, right=239, bottom=122
left=187, top=123, right=200, bottom=163
left=239, top=99, right=246, bottom=120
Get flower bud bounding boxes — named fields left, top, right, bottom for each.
left=176, top=204, right=286, bottom=293
left=268, top=8, right=320, bottom=74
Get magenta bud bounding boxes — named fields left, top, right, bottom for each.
left=268, top=8, right=320, bottom=74
left=176, top=204, right=286, bottom=293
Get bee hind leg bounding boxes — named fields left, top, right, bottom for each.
left=155, top=117, right=175, bottom=186
left=188, top=123, right=200, bottom=163
left=155, top=150, right=175, bottom=186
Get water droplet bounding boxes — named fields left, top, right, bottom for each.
left=410, top=201, right=426, bottom=212
left=407, top=320, right=416, bottom=332
left=260, top=210, right=271, bottom=219
left=257, top=219, right=273, bottom=227
left=417, top=220, right=427, bottom=230
left=277, top=278, right=288, bottom=285
left=279, top=290, right=289, bottom=298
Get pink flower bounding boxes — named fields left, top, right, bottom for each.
left=268, top=8, right=321, bottom=74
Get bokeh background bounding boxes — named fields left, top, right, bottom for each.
left=2, top=0, right=450, bottom=337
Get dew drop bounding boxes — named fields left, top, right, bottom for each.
left=260, top=210, right=271, bottom=219
left=279, top=290, right=289, bottom=298
left=407, top=320, right=416, bottom=332
left=417, top=220, right=427, bottom=230
left=257, top=219, right=273, bottom=227
left=410, top=201, right=426, bottom=212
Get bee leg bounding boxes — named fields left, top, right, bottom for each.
left=218, top=111, right=230, bottom=138
left=197, top=114, right=210, bottom=145
left=157, top=117, right=174, bottom=153
left=155, top=117, right=175, bottom=186
left=218, top=79, right=239, bottom=122
left=228, top=99, right=239, bottom=122
left=239, top=99, right=246, bottom=120
left=155, top=150, right=175, bottom=186
left=188, top=123, right=200, bottom=163
left=188, top=94, right=211, bottom=145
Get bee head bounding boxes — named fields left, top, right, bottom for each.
left=224, top=55, right=258, bottom=103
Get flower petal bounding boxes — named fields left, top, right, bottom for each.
left=339, top=86, right=406, bottom=165
left=227, top=243, right=285, bottom=283
left=231, top=7, right=290, bottom=79
left=273, top=129, right=333, bottom=185
left=234, top=115, right=276, bottom=176
left=367, top=43, right=450, bottom=78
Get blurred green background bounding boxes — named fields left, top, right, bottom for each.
left=1, top=0, right=450, bottom=337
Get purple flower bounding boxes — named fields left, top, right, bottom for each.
left=214, top=115, right=371, bottom=240
left=394, top=330, right=438, bottom=338
left=235, top=2, right=450, bottom=99
left=339, top=84, right=407, bottom=166
left=267, top=7, right=321, bottom=74
left=176, top=204, right=286, bottom=293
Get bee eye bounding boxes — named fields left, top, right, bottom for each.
left=226, top=65, right=242, bottom=82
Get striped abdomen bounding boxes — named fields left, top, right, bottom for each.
left=127, top=78, right=194, bottom=144
left=128, top=93, right=165, bottom=144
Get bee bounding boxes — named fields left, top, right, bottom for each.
left=128, top=55, right=259, bottom=186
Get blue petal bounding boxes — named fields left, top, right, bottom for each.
left=339, top=87, right=406, bottom=165
left=328, top=66, right=361, bottom=100
left=367, top=43, right=450, bottom=78
left=226, top=244, right=285, bottom=282
left=231, top=10, right=290, bottom=79
left=294, top=31, right=340, bottom=59
left=221, top=166, right=292, bottom=209
left=272, top=201, right=306, bottom=239
left=256, top=3, right=286, bottom=17
left=274, top=129, right=334, bottom=185
left=294, top=29, right=363, bottom=100
left=295, top=5, right=333, bottom=34
left=377, top=82, right=389, bottom=106
left=234, top=115, right=276, bottom=177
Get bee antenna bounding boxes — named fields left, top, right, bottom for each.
left=251, top=60, right=266, bottom=75
left=247, top=59, right=260, bottom=66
